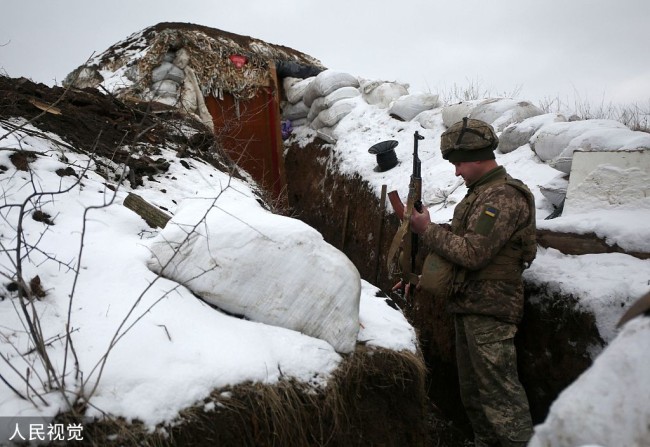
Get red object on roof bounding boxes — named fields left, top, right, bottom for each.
left=229, top=54, right=248, bottom=68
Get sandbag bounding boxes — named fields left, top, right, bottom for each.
left=551, top=127, right=650, bottom=174
left=498, top=113, right=566, bottom=154
left=530, top=119, right=627, bottom=163
left=361, top=81, right=409, bottom=108
left=469, top=98, right=543, bottom=131
left=148, top=80, right=179, bottom=105
left=307, top=86, right=360, bottom=122
left=414, top=109, right=443, bottom=130
left=173, top=48, right=191, bottom=69
left=151, top=61, right=185, bottom=84
left=389, top=93, right=440, bottom=121
left=146, top=195, right=361, bottom=354
left=310, top=97, right=359, bottom=130
left=150, top=79, right=179, bottom=96
left=441, top=101, right=481, bottom=127
left=283, top=76, right=314, bottom=104
left=302, top=70, right=359, bottom=107
left=282, top=100, right=310, bottom=121
left=291, top=117, right=308, bottom=127
left=316, top=127, right=337, bottom=144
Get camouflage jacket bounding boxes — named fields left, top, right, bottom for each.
left=423, top=166, right=536, bottom=323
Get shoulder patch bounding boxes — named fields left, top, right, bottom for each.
left=475, top=205, right=499, bottom=236
left=484, top=206, right=498, bottom=217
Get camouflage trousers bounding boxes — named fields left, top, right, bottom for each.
left=454, top=314, right=533, bottom=447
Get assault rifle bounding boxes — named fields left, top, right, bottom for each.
left=387, top=131, right=424, bottom=299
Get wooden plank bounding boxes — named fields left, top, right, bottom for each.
left=537, top=228, right=650, bottom=259
left=374, top=184, right=388, bottom=284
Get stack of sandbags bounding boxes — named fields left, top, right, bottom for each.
left=302, top=70, right=360, bottom=108
left=299, top=70, right=362, bottom=142
left=307, top=86, right=361, bottom=124
left=498, top=113, right=567, bottom=154
left=530, top=119, right=650, bottom=173
left=469, top=98, right=543, bottom=132
left=441, top=98, right=543, bottom=131
left=147, top=48, right=214, bottom=131
left=281, top=77, right=314, bottom=127
left=147, top=51, right=187, bottom=105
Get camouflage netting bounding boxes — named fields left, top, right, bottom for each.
left=138, top=28, right=271, bottom=101
left=65, top=23, right=326, bottom=102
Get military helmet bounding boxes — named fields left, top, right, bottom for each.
left=440, top=117, right=499, bottom=162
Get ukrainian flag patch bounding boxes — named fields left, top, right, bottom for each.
left=485, top=207, right=497, bottom=218
left=475, top=205, right=499, bottom=235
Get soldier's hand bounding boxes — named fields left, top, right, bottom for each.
left=410, top=206, right=431, bottom=234
left=391, top=280, right=412, bottom=299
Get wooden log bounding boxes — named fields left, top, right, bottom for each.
left=374, top=184, right=387, bottom=284
left=123, top=193, right=172, bottom=228
left=537, top=228, right=650, bottom=260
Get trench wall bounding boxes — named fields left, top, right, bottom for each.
left=285, top=139, right=604, bottom=427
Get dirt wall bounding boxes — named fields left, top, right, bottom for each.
left=285, top=138, right=605, bottom=428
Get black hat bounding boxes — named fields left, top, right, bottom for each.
left=368, top=140, right=399, bottom=172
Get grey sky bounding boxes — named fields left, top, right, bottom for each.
left=1, top=0, right=649, bottom=108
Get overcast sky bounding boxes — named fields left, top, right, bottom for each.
left=1, top=0, right=649, bottom=109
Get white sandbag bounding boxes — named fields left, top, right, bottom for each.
left=389, top=93, right=440, bottom=121
left=498, top=113, right=567, bottom=154
left=307, top=86, right=360, bottom=122
left=302, top=70, right=360, bottom=107
left=291, top=117, right=308, bottom=127
left=530, top=119, right=627, bottom=163
left=146, top=195, right=362, bottom=354
left=359, top=78, right=383, bottom=94
left=316, top=127, right=338, bottom=144
left=151, top=61, right=185, bottom=84
left=173, top=48, right=191, bottom=70
left=469, top=98, right=543, bottom=131
left=283, top=76, right=314, bottom=104
left=361, top=81, right=409, bottom=108
left=539, top=174, right=569, bottom=208
left=311, top=97, right=359, bottom=129
left=282, top=100, right=310, bottom=121
left=283, top=76, right=301, bottom=92
left=413, top=109, right=443, bottom=130
left=441, top=100, right=481, bottom=127
left=148, top=80, right=179, bottom=105
left=551, top=126, right=650, bottom=174
left=150, top=79, right=179, bottom=96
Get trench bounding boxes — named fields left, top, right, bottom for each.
left=1, top=73, right=604, bottom=445
left=284, top=137, right=605, bottom=444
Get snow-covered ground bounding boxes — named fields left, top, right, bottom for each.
left=1, top=59, right=650, bottom=445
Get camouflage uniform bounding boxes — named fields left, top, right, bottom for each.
left=423, top=163, right=536, bottom=446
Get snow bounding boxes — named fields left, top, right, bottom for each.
left=2, top=62, right=650, bottom=446
left=529, top=317, right=650, bottom=447
left=0, top=118, right=416, bottom=436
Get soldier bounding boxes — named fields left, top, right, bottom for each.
left=410, top=117, right=537, bottom=447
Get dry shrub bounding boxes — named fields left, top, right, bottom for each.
left=54, top=345, right=428, bottom=447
